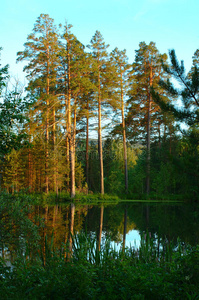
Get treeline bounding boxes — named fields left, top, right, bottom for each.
left=0, top=14, right=198, bottom=200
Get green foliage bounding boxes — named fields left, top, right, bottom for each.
left=1, top=18, right=199, bottom=202
left=155, top=49, right=199, bottom=126
left=0, top=88, right=30, bottom=159
left=0, top=47, right=9, bottom=94
left=0, top=231, right=199, bottom=299
left=128, top=150, right=146, bottom=195
left=104, top=139, right=142, bottom=195
left=2, top=149, right=25, bottom=192
left=0, top=192, right=40, bottom=257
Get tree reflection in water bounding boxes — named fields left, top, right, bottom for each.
left=1, top=202, right=199, bottom=260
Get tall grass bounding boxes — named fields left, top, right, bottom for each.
left=0, top=232, right=198, bottom=299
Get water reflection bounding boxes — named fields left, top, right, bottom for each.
left=97, top=206, right=104, bottom=251
left=1, top=202, right=199, bottom=258
left=123, top=205, right=127, bottom=250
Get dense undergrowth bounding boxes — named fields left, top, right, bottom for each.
left=4, top=190, right=185, bottom=208
left=0, top=233, right=199, bottom=300
left=0, top=192, right=199, bottom=299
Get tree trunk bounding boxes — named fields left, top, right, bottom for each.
left=53, top=105, right=58, bottom=195
left=98, top=205, right=104, bottom=251
left=28, top=146, right=32, bottom=192
left=65, top=100, right=70, bottom=190
left=45, top=102, right=49, bottom=194
left=45, top=41, right=50, bottom=194
left=121, top=80, right=128, bottom=194
left=123, top=206, right=127, bottom=251
left=67, top=42, right=75, bottom=198
left=69, top=203, right=75, bottom=255
left=98, top=75, right=104, bottom=194
left=146, top=65, right=153, bottom=195
left=86, top=101, right=89, bottom=187
left=146, top=96, right=151, bottom=195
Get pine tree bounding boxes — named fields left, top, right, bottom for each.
left=128, top=42, right=169, bottom=194
left=0, top=47, right=9, bottom=95
left=59, top=23, right=93, bottom=197
left=88, top=31, right=113, bottom=194
left=17, top=14, right=61, bottom=193
left=110, top=48, right=130, bottom=193
left=155, top=49, right=199, bottom=126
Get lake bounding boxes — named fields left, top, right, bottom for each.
left=1, top=201, right=199, bottom=260
left=31, top=201, right=199, bottom=250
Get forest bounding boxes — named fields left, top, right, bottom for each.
left=0, top=13, right=199, bottom=201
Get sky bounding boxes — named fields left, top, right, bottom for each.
left=1, top=0, right=199, bottom=85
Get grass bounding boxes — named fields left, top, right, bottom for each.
left=0, top=232, right=199, bottom=299
left=0, top=191, right=198, bottom=299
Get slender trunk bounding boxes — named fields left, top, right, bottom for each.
left=63, top=59, right=70, bottom=190
left=53, top=105, right=58, bottom=195
left=98, top=205, right=104, bottom=251
left=65, top=96, right=70, bottom=190
left=98, top=72, right=104, bottom=194
left=158, top=123, right=161, bottom=149
left=146, top=65, right=153, bottom=195
left=45, top=43, right=50, bottom=194
left=146, top=98, right=151, bottom=195
left=121, top=76, right=128, bottom=193
left=123, top=206, right=128, bottom=251
left=68, top=97, right=75, bottom=198
left=70, top=139, right=75, bottom=198
left=86, top=101, right=89, bottom=186
left=67, top=44, right=75, bottom=198
left=45, top=107, right=49, bottom=194
left=28, top=146, right=33, bottom=192
left=69, top=203, right=75, bottom=255
left=73, top=97, right=77, bottom=159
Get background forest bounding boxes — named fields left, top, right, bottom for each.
left=0, top=14, right=198, bottom=201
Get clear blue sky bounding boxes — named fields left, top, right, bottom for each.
left=1, top=0, right=198, bottom=83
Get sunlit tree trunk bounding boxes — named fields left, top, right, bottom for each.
left=52, top=105, right=58, bottom=195
left=98, top=205, right=104, bottom=251
left=146, top=64, right=153, bottom=195
left=86, top=101, right=89, bottom=187
left=45, top=40, right=50, bottom=194
left=68, top=203, right=75, bottom=256
left=66, top=34, right=75, bottom=198
left=121, top=81, right=128, bottom=194
left=98, top=73, right=104, bottom=194
left=110, top=48, right=129, bottom=194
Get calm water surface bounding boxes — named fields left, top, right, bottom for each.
left=1, top=201, right=199, bottom=259
left=34, top=201, right=199, bottom=249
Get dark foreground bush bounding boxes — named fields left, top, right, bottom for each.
left=0, top=233, right=199, bottom=300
